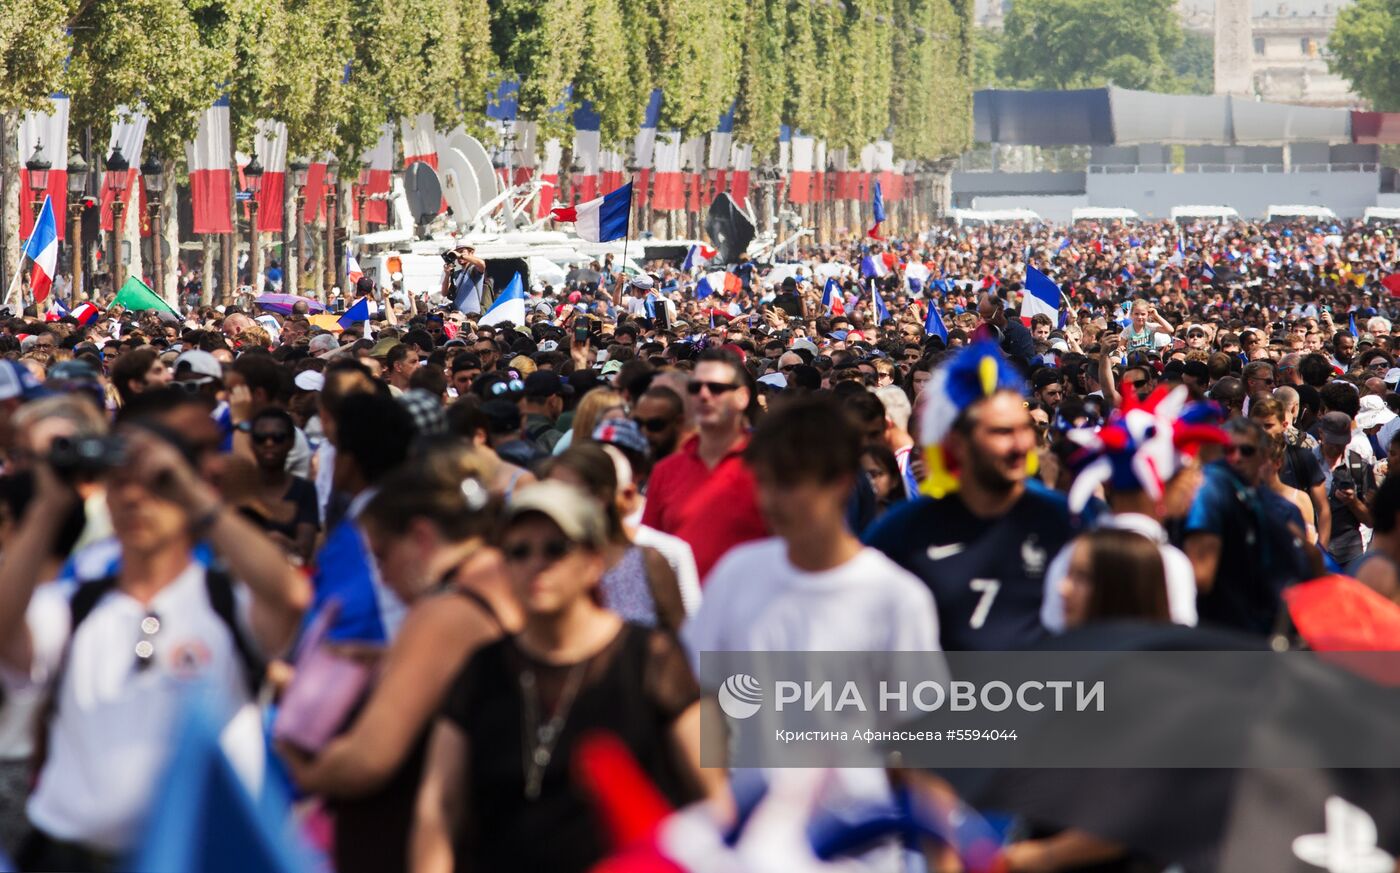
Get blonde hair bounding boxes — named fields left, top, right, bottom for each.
left=508, top=355, right=537, bottom=376
left=570, top=388, right=627, bottom=447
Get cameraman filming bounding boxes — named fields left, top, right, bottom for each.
left=440, top=245, right=489, bottom=316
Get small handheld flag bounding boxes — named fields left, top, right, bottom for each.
left=821, top=277, right=845, bottom=315
left=550, top=183, right=632, bottom=242
left=345, top=248, right=364, bottom=285
left=867, top=180, right=886, bottom=239
left=338, top=296, right=371, bottom=328
left=71, top=301, right=102, bottom=326
left=23, top=196, right=59, bottom=305
left=45, top=298, right=69, bottom=322
left=1349, top=311, right=1359, bottom=338
left=861, top=254, right=889, bottom=280
left=924, top=301, right=949, bottom=345
left=479, top=273, right=525, bottom=326
left=680, top=244, right=715, bottom=273
left=1020, top=265, right=1061, bottom=325
left=872, top=284, right=890, bottom=323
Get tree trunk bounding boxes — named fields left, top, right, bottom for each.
left=161, top=159, right=179, bottom=307
left=1, top=110, right=20, bottom=301
left=311, top=220, right=325, bottom=302
left=283, top=179, right=298, bottom=298
left=201, top=235, right=216, bottom=307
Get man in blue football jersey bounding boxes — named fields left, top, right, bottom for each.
left=864, top=382, right=1074, bottom=650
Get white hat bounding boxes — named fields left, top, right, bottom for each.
left=294, top=371, right=326, bottom=392
left=1385, top=367, right=1400, bottom=387
left=757, top=372, right=788, bottom=389
left=1356, top=394, right=1396, bottom=431
left=173, top=349, right=223, bottom=383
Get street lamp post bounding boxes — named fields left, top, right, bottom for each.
left=24, top=144, right=52, bottom=311
left=288, top=157, right=309, bottom=299
left=67, top=153, right=89, bottom=300
left=105, top=145, right=130, bottom=293
left=324, top=157, right=339, bottom=297
left=141, top=154, right=165, bottom=304
left=244, top=155, right=264, bottom=296
left=357, top=160, right=371, bottom=236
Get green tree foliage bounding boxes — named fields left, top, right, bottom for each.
left=999, top=0, right=1183, bottom=91
left=576, top=0, right=647, bottom=145
left=734, top=0, right=787, bottom=157
left=646, top=0, right=743, bottom=137
left=1170, top=29, right=1214, bottom=95
left=1329, top=0, right=1400, bottom=110
left=493, top=0, right=586, bottom=138
left=0, top=0, right=73, bottom=111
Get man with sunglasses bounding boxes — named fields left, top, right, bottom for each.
left=631, top=386, right=687, bottom=461
left=1182, top=417, right=1305, bottom=634
left=1316, top=411, right=1377, bottom=568
left=642, top=348, right=767, bottom=578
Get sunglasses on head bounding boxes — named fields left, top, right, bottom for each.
left=687, top=380, right=740, bottom=396
left=503, top=539, right=574, bottom=564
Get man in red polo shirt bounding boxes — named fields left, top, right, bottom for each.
left=642, top=347, right=768, bottom=580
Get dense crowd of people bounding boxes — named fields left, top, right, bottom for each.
left=0, top=216, right=1398, bottom=872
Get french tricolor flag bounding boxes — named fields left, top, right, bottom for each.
left=23, top=196, right=59, bottom=305
left=101, top=108, right=147, bottom=233
left=536, top=138, right=562, bottom=219
left=861, top=253, right=889, bottom=279
left=681, top=244, right=715, bottom=272
left=45, top=297, right=68, bottom=322
left=20, top=93, right=70, bottom=241
left=359, top=124, right=394, bottom=225
left=868, top=179, right=886, bottom=239
left=551, top=183, right=632, bottom=242
left=633, top=89, right=663, bottom=208
left=730, top=143, right=752, bottom=206
left=572, top=101, right=602, bottom=203
left=695, top=270, right=741, bottom=299
left=346, top=248, right=364, bottom=285
left=71, top=301, right=101, bottom=326
left=789, top=134, right=814, bottom=204
left=401, top=113, right=437, bottom=168
left=651, top=131, right=684, bottom=212
left=1020, top=265, right=1061, bottom=325
left=187, top=96, right=232, bottom=234
left=708, top=102, right=736, bottom=195
left=254, top=119, right=288, bottom=232
left=822, top=278, right=845, bottom=315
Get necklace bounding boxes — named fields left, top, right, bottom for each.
left=519, top=658, right=588, bottom=800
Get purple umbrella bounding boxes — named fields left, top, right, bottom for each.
left=254, top=294, right=327, bottom=316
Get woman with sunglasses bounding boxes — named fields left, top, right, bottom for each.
left=278, top=455, right=518, bottom=873
left=232, top=407, right=319, bottom=564
left=413, top=481, right=723, bottom=873
left=542, top=445, right=687, bottom=631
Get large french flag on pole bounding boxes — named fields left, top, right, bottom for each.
left=401, top=114, right=437, bottom=168
left=552, top=183, right=632, bottom=243
left=100, top=107, right=148, bottom=232
left=868, top=179, right=886, bottom=239
left=24, top=197, right=59, bottom=305
left=254, top=119, right=288, bottom=232
left=19, top=93, right=70, bottom=241
left=730, top=143, right=752, bottom=206
left=789, top=135, right=814, bottom=204
left=708, top=102, right=736, bottom=195
left=633, top=89, right=663, bottom=208
left=572, top=101, right=602, bottom=204
left=536, top=139, right=562, bottom=219
left=1021, top=265, right=1062, bottom=325
left=359, top=124, right=393, bottom=225
left=651, top=132, right=684, bottom=212
left=187, top=97, right=232, bottom=234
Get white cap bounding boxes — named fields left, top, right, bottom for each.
left=294, top=371, right=326, bottom=392
left=1356, top=394, right=1397, bottom=431
left=1385, top=367, right=1400, bottom=386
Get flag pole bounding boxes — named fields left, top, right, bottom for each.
left=621, top=175, right=634, bottom=279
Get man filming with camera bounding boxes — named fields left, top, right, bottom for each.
left=439, top=244, right=490, bottom=316
left=0, top=394, right=310, bottom=871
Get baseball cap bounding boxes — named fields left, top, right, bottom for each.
left=592, top=417, right=649, bottom=456
left=1318, top=411, right=1354, bottom=446
left=502, top=481, right=607, bottom=549
left=523, top=371, right=574, bottom=398
left=1385, top=367, right=1400, bottom=387
left=369, top=337, right=400, bottom=358
left=0, top=360, right=47, bottom=402
left=173, top=350, right=223, bottom=383
left=1182, top=360, right=1209, bottom=381
left=355, top=276, right=376, bottom=297
left=757, top=372, right=788, bottom=389
left=629, top=274, right=656, bottom=291
left=600, top=360, right=623, bottom=377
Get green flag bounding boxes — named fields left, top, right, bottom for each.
left=112, top=276, right=178, bottom=315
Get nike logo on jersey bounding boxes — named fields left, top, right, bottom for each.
left=927, top=543, right=965, bottom=561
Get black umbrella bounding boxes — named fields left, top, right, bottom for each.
left=928, top=623, right=1400, bottom=873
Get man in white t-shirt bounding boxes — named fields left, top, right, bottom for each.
left=0, top=415, right=309, bottom=867
left=684, top=395, right=939, bottom=872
